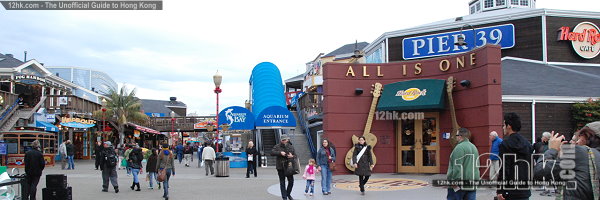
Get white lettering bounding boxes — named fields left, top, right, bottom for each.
left=412, top=39, right=425, bottom=56
left=437, top=35, right=451, bottom=53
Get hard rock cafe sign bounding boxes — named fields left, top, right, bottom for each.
left=558, top=22, right=600, bottom=59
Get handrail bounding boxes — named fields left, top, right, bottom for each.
left=0, top=97, right=20, bottom=122
left=296, top=93, right=317, bottom=158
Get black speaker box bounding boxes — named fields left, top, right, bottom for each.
left=42, top=186, right=72, bottom=200
left=46, top=174, right=68, bottom=189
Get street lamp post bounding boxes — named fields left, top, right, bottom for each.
left=170, top=111, right=176, bottom=145
left=213, top=71, right=222, bottom=152
left=454, top=24, right=477, bottom=48
left=101, top=98, right=107, bottom=142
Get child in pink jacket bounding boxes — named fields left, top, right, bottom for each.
left=303, top=158, right=318, bottom=196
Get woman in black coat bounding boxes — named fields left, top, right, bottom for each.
left=129, top=147, right=144, bottom=191
left=146, top=149, right=158, bottom=189
left=352, top=136, right=373, bottom=195
left=245, top=141, right=258, bottom=178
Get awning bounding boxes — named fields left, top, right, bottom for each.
left=60, top=121, right=96, bottom=128
left=128, top=123, right=160, bottom=135
left=36, top=121, right=59, bottom=132
left=377, top=79, right=446, bottom=111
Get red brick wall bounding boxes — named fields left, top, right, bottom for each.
left=323, top=45, right=503, bottom=174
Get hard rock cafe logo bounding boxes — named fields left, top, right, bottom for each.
left=558, top=22, right=600, bottom=59
left=395, top=88, right=427, bottom=101
left=334, top=178, right=429, bottom=191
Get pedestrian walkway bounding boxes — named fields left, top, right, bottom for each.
left=14, top=159, right=555, bottom=199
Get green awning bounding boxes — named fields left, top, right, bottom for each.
left=377, top=79, right=446, bottom=111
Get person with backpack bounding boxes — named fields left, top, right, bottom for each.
left=146, top=149, right=159, bottom=189
left=183, top=143, right=193, bottom=167
left=157, top=144, right=175, bottom=200
left=129, top=146, right=143, bottom=191
left=100, top=141, right=119, bottom=193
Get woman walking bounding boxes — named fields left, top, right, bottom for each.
left=316, top=139, right=335, bottom=195
left=246, top=141, right=258, bottom=178
left=146, top=149, right=158, bottom=189
left=129, top=146, right=143, bottom=191
left=157, top=144, right=175, bottom=200
left=352, top=136, right=373, bottom=195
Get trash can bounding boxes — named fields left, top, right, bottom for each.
left=215, top=156, right=230, bottom=177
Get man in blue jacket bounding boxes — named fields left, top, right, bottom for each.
left=489, top=131, right=502, bottom=180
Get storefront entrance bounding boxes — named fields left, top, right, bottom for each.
left=397, top=113, right=439, bottom=173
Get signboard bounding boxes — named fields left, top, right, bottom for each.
left=558, top=22, right=600, bottom=59
left=193, top=119, right=216, bottom=129
left=403, top=24, right=515, bottom=60
left=255, top=106, right=296, bottom=127
left=58, top=97, right=69, bottom=105
left=0, top=143, right=6, bottom=155
left=217, top=106, right=255, bottom=130
left=377, top=79, right=446, bottom=111
left=46, top=114, right=56, bottom=123
left=145, top=112, right=166, bottom=117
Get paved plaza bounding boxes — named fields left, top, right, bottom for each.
left=14, top=158, right=555, bottom=200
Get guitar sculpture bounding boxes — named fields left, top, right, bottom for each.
left=446, top=76, right=462, bottom=148
left=345, top=83, right=382, bottom=171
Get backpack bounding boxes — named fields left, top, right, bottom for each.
left=105, top=151, right=118, bottom=168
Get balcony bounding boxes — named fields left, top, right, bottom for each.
left=148, top=116, right=216, bottom=132
left=44, top=95, right=102, bottom=116
left=298, top=92, right=323, bottom=123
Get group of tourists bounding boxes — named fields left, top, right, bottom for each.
left=447, top=112, right=600, bottom=200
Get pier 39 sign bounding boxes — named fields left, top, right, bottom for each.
left=403, top=24, right=515, bottom=60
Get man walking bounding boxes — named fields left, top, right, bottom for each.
left=24, top=140, right=45, bottom=200
left=66, top=140, right=75, bottom=170
left=447, top=128, right=479, bottom=200
left=489, top=131, right=502, bottom=180
left=183, top=143, right=193, bottom=167
left=497, top=112, right=533, bottom=200
left=202, top=143, right=216, bottom=176
left=100, top=141, right=119, bottom=193
left=94, top=141, right=103, bottom=170
left=59, top=141, right=67, bottom=170
left=175, top=143, right=184, bottom=164
left=271, top=136, right=296, bottom=200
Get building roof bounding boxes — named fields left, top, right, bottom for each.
left=0, top=53, right=25, bottom=68
left=140, top=99, right=187, bottom=116
left=324, top=42, right=369, bottom=57
left=502, top=58, right=600, bottom=97
left=364, top=8, right=600, bottom=53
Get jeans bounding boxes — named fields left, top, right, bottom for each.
left=277, top=169, right=294, bottom=199
left=131, top=168, right=140, bottom=183
left=148, top=172, right=157, bottom=188
left=205, top=160, right=214, bottom=175
left=320, top=164, right=332, bottom=193
left=358, top=175, right=370, bottom=192
left=246, top=161, right=257, bottom=177
left=25, top=175, right=40, bottom=200
left=304, top=180, right=314, bottom=194
left=446, top=188, right=476, bottom=200
left=67, top=155, right=75, bottom=169
left=102, top=167, right=119, bottom=190
left=162, top=168, right=172, bottom=198
left=177, top=153, right=183, bottom=163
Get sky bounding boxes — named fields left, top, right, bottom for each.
left=0, top=0, right=597, bottom=115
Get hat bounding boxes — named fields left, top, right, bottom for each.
left=280, top=136, right=290, bottom=141
left=586, top=121, right=600, bottom=137
left=161, top=144, right=169, bottom=149
left=104, top=141, right=112, bottom=146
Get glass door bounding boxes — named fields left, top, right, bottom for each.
left=397, top=113, right=440, bottom=173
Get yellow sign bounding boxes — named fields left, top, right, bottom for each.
left=61, top=117, right=96, bottom=125
left=334, top=178, right=429, bottom=191
left=395, top=88, right=427, bottom=101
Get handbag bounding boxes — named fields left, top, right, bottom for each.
left=284, top=157, right=299, bottom=176
left=157, top=169, right=167, bottom=182
left=328, top=161, right=336, bottom=171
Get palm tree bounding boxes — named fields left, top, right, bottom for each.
left=93, top=86, right=148, bottom=146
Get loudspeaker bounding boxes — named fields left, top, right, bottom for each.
left=42, top=186, right=72, bottom=200
left=46, top=174, right=67, bottom=189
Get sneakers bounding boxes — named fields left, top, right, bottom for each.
left=101, top=189, right=108, bottom=192
left=148, top=186, right=153, bottom=189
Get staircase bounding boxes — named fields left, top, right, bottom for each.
left=0, top=96, right=46, bottom=131
left=290, top=111, right=311, bottom=166
left=261, top=129, right=277, bottom=166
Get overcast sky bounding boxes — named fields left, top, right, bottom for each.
left=0, top=0, right=597, bottom=115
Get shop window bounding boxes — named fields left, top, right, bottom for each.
left=496, top=0, right=506, bottom=6
left=484, top=0, right=493, bottom=8
left=511, top=0, right=519, bottom=5
left=520, top=0, right=528, bottom=6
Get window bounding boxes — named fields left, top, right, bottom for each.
left=470, top=5, right=476, bottom=14
left=520, top=0, right=528, bottom=6
left=511, top=0, right=519, bottom=5
left=484, top=0, right=494, bottom=8
left=476, top=2, right=481, bottom=11
left=496, top=0, right=506, bottom=6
